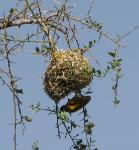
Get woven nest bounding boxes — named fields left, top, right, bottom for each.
left=43, top=50, right=93, bottom=102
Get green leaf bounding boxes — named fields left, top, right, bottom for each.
left=107, top=66, right=110, bottom=70
left=85, top=127, right=92, bottom=135
left=88, top=41, right=93, bottom=47
left=108, top=51, right=116, bottom=58
left=71, top=122, right=76, bottom=128
left=85, top=119, right=88, bottom=123
left=84, top=40, right=96, bottom=49
left=35, top=47, right=40, bottom=52
left=113, top=99, right=120, bottom=105
left=31, top=103, right=40, bottom=113
left=80, top=144, right=86, bottom=149
left=73, top=145, right=79, bottom=149
left=15, top=88, right=23, bottom=94
left=36, top=102, right=40, bottom=108
left=42, top=45, right=51, bottom=52
left=76, top=139, right=82, bottom=145
left=88, top=122, right=95, bottom=128
left=24, top=116, right=32, bottom=122
left=32, top=141, right=39, bottom=150
left=92, top=68, right=96, bottom=73
left=9, top=8, right=17, bottom=14
left=97, top=70, right=101, bottom=75
left=58, top=111, right=68, bottom=121
left=117, top=58, right=122, bottom=62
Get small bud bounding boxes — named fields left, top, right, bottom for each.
left=24, top=116, right=32, bottom=122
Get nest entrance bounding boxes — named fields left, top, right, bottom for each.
left=43, top=50, right=93, bottom=102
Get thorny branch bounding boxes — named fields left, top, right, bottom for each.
left=0, top=0, right=124, bottom=48
left=2, top=32, right=22, bottom=150
left=0, top=0, right=138, bottom=150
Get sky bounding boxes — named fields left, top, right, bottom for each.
left=0, top=0, right=139, bottom=150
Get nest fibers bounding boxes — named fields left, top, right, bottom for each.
left=43, top=50, right=93, bottom=102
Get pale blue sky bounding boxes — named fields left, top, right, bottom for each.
left=0, top=0, right=139, bottom=150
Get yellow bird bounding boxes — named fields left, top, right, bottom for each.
left=60, top=95, right=91, bottom=113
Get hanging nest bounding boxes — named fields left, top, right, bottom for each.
left=43, top=50, right=93, bottom=102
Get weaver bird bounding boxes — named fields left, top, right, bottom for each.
left=60, top=95, right=91, bottom=113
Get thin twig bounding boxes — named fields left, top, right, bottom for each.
left=67, top=15, right=123, bottom=47
left=55, top=103, right=61, bottom=138
left=13, top=95, right=17, bottom=150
